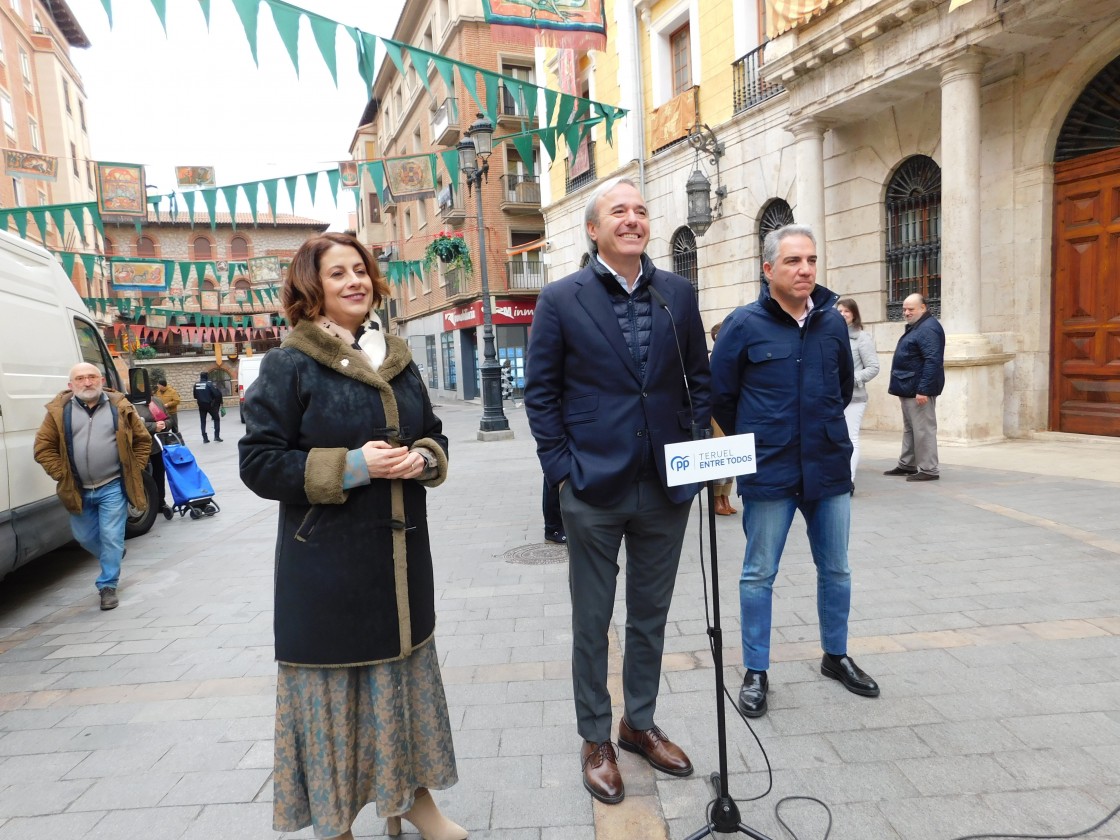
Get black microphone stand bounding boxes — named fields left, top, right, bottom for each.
left=683, top=480, right=774, bottom=840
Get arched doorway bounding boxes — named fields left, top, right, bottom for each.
left=1050, top=54, right=1120, bottom=436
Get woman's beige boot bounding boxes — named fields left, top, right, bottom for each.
left=386, top=789, right=467, bottom=840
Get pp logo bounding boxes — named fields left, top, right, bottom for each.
left=669, top=455, right=690, bottom=472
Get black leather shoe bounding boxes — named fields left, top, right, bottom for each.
left=544, top=529, right=567, bottom=544
left=882, top=466, right=917, bottom=476
left=737, top=670, right=768, bottom=717
left=214, top=437, right=224, bottom=442
left=906, top=472, right=939, bottom=482
left=821, top=654, right=880, bottom=697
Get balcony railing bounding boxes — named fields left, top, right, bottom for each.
left=499, top=84, right=533, bottom=125
left=430, top=97, right=460, bottom=146
left=564, top=141, right=597, bottom=194
left=732, top=43, right=784, bottom=114
left=506, top=260, right=546, bottom=290
left=499, top=174, right=541, bottom=213
left=442, top=266, right=466, bottom=296
left=438, top=184, right=466, bottom=224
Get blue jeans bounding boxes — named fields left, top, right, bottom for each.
left=70, top=477, right=127, bottom=591
left=739, top=493, right=851, bottom=671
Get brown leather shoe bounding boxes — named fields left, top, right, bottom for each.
left=714, top=495, right=735, bottom=516
left=617, top=719, right=694, bottom=777
left=581, top=740, right=624, bottom=804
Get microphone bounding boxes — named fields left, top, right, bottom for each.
left=649, top=283, right=702, bottom=441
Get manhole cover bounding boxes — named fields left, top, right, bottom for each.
left=503, top=543, right=569, bottom=565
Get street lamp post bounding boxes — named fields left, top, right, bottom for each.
left=457, top=113, right=513, bottom=440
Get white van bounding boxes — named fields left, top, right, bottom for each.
left=237, top=353, right=267, bottom=424
left=0, top=230, right=157, bottom=581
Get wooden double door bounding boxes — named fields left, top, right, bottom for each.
left=1051, top=147, right=1120, bottom=436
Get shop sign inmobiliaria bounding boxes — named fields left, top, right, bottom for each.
left=442, top=299, right=535, bottom=331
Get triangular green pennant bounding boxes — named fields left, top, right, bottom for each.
left=556, top=93, right=576, bottom=130
left=198, top=0, right=210, bottom=28
left=411, top=49, right=434, bottom=96
left=14, top=211, right=27, bottom=239
left=283, top=175, right=299, bottom=211
left=221, top=185, right=240, bottom=223
left=31, top=208, right=49, bottom=241
left=432, top=54, right=456, bottom=96
left=381, top=38, right=407, bottom=77
left=182, top=190, right=197, bottom=226
left=59, top=250, right=76, bottom=277
left=510, top=133, right=536, bottom=171
left=304, top=172, right=319, bottom=205
left=439, top=149, right=459, bottom=189
left=81, top=253, right=97, bottom=279
left=98, top=0, right=112, bottom=26
left=367, top=160, right=385, bottom=203
left=543, top=88, right=559, bottom=126
left=457, top=65, right=482, bottom=115
left=596, top=102, right=618, bottom=145
left=355, top=30, right=378, bottom=92
left=307, top=13, right=338, bottom=87
left=200, top=189, right=219, bottom=229
left=48, top=207, right=68, bottom=238
left=326, top=169, right=340, bottom=207
left=246, top=183, right=260, bottom=226
left=480, top=70, right=500, bottom=125
left=505, top=78, right=525, bottom=119
left=269, top=1, right=302, bottom=77
left=178, top=262, right=194, bottom=284
left=230, top=0, right=261, bottom=66
left=522, top=80, right=538, bottom=124
left=148, top=0, right=168, bottom=33
left=262, top=178, right=279, bottom=218
left=537, top=126, right=557, bottom=161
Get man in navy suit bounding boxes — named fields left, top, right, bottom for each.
left=525, top=177, right=710, bottom=805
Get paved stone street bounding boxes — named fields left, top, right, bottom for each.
left=0, top=400, right=1117, bottom=840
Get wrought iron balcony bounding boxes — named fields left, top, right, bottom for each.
left=437, top=184, right=466, bottom=224
left=732, top=43, right=784, bottom=114
left=506, top=260, right=546, bottom=290
left=564, top=141, right=597, bottom=194
left=499, top=84, right=534, bottom=127
left=442, top=266, right=466, bottom=297
left=430, top=97, right=460, bottom=146
left=499, top=174, right=541, bottom=214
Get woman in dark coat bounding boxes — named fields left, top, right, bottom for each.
left=239, top=233, right=464, bottom=840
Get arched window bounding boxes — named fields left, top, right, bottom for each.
left=671, top=226, right=698, bottom=296
left=885, top=155, right=941, bottom=321
left=233, top=277, right=251, bottom=302
left=1055, top=54, right=1120, bottom=162
left=230, top=235, right=250, bottom=260
left=103, top=236, right=116, bottom=257
left=758, top=199, right=795, bottom=281
left=192, top=236, right=213, bottom=261
left=136, top=235, right=156, bottom=258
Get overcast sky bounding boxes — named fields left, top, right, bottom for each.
left=67, top=0, right=407, bottom=226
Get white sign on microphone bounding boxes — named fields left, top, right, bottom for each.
left=664, top=433, right=757, bottom=487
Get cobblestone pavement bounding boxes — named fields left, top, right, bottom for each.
left=0, top=401, right=1116, bottom=840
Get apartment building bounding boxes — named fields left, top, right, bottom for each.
left=539, top=0, right=1120, bottom=441
left=351, top=0, right=545, bottom=404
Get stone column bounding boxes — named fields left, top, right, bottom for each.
left=935, top=50, right=1015, bottom=444
left=791, top=118, right=827, bottom=282
left=939, top=51, right=985, bottom=335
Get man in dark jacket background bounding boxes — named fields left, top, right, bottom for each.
left=884, top=293, right=946, bottom=481
left=525, top=176, right=710, bottom=805
left=710, top=224, right=879, bottom=720
left=192, top=371, right=224, bottom=443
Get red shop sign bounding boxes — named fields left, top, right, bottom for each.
left=442, top=298, right=536, bottom=331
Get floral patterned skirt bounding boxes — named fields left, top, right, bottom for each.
left=272, top=641, right=458, bottom=837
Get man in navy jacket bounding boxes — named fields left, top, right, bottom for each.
left=884, top=293, right=946, bottom=481
left=710, top=224, right=879, bottom=719
left=525, top=177, right=710, bottom=805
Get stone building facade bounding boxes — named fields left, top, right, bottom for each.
left=539, top=0, right=1120, bottom=441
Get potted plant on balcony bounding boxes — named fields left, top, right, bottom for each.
left=422, top=231, right=472, bottom=275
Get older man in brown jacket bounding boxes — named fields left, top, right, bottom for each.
left=34, top=363, right=151, bottom=610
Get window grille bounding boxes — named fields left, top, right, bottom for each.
left=671, top=226, right=698, bottom=296
left=885, top=156, right=941, bottom=321
left=758, top=199, right=794, bottom=282
left=1055, top=54, right=1120, bottom=162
